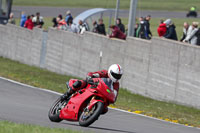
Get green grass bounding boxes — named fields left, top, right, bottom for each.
left=0, top=121, right=85, bottom=133
left=13, top=0, right=200, bottom=11
left=0, top=57, right=200, bottom=127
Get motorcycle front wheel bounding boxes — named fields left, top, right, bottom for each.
left=48, top=97, right=68, bottom=122
left=79, top=102, right=104, bottom=127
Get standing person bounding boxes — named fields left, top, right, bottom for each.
left=65, top=10, right=73, bottom=25
left=180, top=22, right=190, bottom=42
left=92, top=21, right=98, bottom=33
left=136, top=17, right=146, bottom=39
left=8, top=12, right=15, bottom=25
left=20, top=11, right=26, bottom=27
left=157, top=19, right=167, bottom=37
left=109, top=25, right=126, bottom=40
left=32, top=12, right=44, bottom=28
left=144, top=15, right=152, bottom=39
left=57, top=14, right=67, bottom=30
left=116, top=18, right=125, bottom=33
left=187, top=6, right=197, bottom=17
left=52, top=17, right=58, bottom=28
left=195, top=28, right=200, bottom=46
left=78, top=20, right=88, bottom=34
left=134, top=23, right=139, bottom=37
left=96, top=18, right=106, bottom=35
left=67, top=19, right=78, bottom=33
left=164, top=19, right=178, bottom=41
left=24, top=15, right=34, bottom=30
left=183, top=22, right=199, bottom=45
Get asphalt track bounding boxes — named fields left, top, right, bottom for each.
left=0, top=77, right=200, bottom=133
left=12, top=6, right=191, bottom=19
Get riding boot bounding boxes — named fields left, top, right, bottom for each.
left=60, top=88, right=74, bottom=101
left=60, top=80, right=87, bottom=101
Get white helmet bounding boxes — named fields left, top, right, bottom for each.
left=108, top=64, right=123, bottom=82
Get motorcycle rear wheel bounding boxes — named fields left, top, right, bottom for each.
left=79, top=102, right=104, bottom=127
left=48, top=97, right=67, bottom=122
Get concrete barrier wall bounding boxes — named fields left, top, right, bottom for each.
left=0, top=24, right=200, bottom=109
left=45, top=28, right=127, bottom=78
left=0, top=24, right=43, bottom=66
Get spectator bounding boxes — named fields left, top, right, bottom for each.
left=195, top=28, right=200, bottom=46
left=31, top=14, right=35, bottom=18
left=136, top=17, right=146, bottom=39
left=65, top=10, right=73, bottom=25
left=134, top=23, right=139, bottom=37
left=57, top=14, right=67, bottom=30
left=109, top=25, right=126, bottom=40
left=24, top=15, right=34, bottom=30
left=92, top=21, right=98, bottom=33
left=96, top=18, right=106, bottom=35
left=157, top=19, right=167, bottom=37
left=180, top=22, right=190, bottom=42
left=187, top=6, right=197, bottom=18
left=67, top=19, right=78, bottom=33
left=164, top=19, right=178, bottom=41
left=8, top=12, right=15, bottom=24
left=32, top=12, right=44, bottom=28
left=78, top=20, right=88, bottom=34
left=144, top=15, right=152, bottom=39
left=116, top=18, right=125, bottom=33
left=52, top=17, right=58, bottom=28
left=20, top=11, right=26, bottom=27
left=183, top=22, right=199, bottom=45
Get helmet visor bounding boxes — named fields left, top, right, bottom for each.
left=110, top=70, right=122, bottom=80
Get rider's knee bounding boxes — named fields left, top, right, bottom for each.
left=72, top=80, right=87, bottom=90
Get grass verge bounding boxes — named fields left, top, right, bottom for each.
left=0, top=121, right=85, bottom=133
left=13, top=0, right=200, bottom=11
left=0, top=57, right=200, bottom=128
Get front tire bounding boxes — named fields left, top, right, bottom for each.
left=79, top=102, right=104, bottom=127
left=48, top=97, right=67, bottom=122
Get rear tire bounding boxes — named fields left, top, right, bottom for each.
left=48, top=97, right=66, bottom=122
left=79, top=102, right=104, bottom=127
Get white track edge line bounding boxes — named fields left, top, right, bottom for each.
left=0, top=76, right=199, bottom=130
left=0, top=76, right=62, bottom=95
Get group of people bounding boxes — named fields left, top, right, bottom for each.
left=179, top=22, right=200, bottom=45
left=52, top=10, right=91, bottom=35
left=92, top=18, right=126, bottom=40
left=135, top=14, right=200, bottom=46
left=157, top=19, right=178, bottom=40
left=53, top=11, right=127, bottom=40
left=157, top=18, right=200, bottom=45
left=8, top=12, right=45, bottom=30
left=7, top=11, right=200, bottom=45
left=23, top=12, right=44, bottom=30
left=134, top=15, right=152, bottom=40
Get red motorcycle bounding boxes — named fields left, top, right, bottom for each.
left=48, top=78, right=116, bottom=127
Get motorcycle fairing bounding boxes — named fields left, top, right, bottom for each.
left=93, top=78, right=116, bottom=103
left=59, top=78, right=116, bottom=121
left=59, top=88, right=95, bottom=121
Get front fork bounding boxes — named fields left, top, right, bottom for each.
left=87, top=96, right=104, bottom=111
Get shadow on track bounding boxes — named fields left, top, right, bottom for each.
left=89, top=126, right=136, bottom=133
left=61, top=122, right=136, bottom=133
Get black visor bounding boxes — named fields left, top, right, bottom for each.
left=110, top=70, right=122, bottom=80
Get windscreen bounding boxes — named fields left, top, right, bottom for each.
left=0, top=0, right=9, bottom=18
left=101, top=78, right=113, bottom=91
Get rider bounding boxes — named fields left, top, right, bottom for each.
left=61, top=64, right=123, bottom=104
